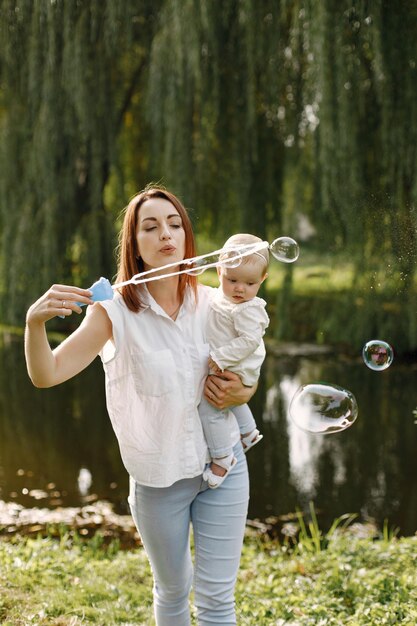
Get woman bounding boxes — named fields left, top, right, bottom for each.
left=25, top=186, right=256, bottom=626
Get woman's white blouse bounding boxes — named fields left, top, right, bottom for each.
left=98, top=284, right=239, bottom=487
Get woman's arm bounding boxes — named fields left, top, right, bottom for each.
left=25, top=284, right=112, bottom=388
left=204, top=370, right=257, bottom=410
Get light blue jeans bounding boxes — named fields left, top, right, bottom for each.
left=128, top=442, right=249, bottom=625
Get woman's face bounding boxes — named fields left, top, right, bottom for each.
left=136, top=197, right=186, bottom=271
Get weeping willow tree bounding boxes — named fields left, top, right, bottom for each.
left=304, top=0, right=417, bottom=349
left=1, top=0, right=416, bottom=348
left=145, top=0, right=417, bottom=348
left=0, top=0, right=159, bottom=323
left=146, top=0, right=306, bottom=239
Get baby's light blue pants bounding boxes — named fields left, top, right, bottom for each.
left=199, top=397, right=257, bottom=458
left=128, top=442, right=249, bottom=625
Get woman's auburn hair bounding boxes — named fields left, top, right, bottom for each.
left=115, top=186, right=198, bottom=313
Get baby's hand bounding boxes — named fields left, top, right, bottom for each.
left=208, top=357, right=223, bottom=374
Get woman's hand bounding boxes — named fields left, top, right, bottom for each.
left=204, top=370, right=257, bottom=410
left=26, top=284, right=94, bottom=326
left=25, top=298, right=112, bottom=388
left=25, top=285, right=108, bottom=389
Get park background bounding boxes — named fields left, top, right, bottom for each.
left=1, top=0, right=417, bottom=526
left=1, top=0, right=416, bottom=346
left=1, top=2, right=417, bottom=624
left=0, top=0, right=417, bottom=534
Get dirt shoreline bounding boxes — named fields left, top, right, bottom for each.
left=0, top=500, right=381, bottom=549
left=0, top=499, right=141, bottom=548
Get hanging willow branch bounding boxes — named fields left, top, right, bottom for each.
left=146, top=0, right=301, bottom=237
left=0, top=0, right=160, bottom=324
left=0, top=0, right=416, bottom=348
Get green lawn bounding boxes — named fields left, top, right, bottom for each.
left=1, top=527, right=416, bottom=625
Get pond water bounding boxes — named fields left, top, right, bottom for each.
left=1, top=335, right=416, bottom=535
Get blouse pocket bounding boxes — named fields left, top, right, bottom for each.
left=130, top=349, right=176, bottom=397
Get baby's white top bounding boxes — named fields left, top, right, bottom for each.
left=98, top=284, right=239, bottom=487
left=207, top=288, right=269, bottom=386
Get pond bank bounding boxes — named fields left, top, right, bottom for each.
left=0, top=500, right=141, bottom=549
left=0, top=499, right=383, bottom=549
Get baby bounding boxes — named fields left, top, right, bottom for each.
left=201, top=233, right=269, bottom=488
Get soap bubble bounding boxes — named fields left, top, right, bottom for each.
left=270, top=237, right=300, bottom=263
left=184, top=258, right=208, bottom=276
left=219, top=248, right=243, bottom=269
left=185, top=248, right=242, bottom=276
left=289, top=382, right=358, bottom=434
left=362, top=340, right=394, bottom=371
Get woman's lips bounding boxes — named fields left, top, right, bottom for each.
left=159, top=246, right=176, bottom=253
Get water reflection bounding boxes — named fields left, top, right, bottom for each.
left=1, top=334, right=416, bottom=534
left=248, top=354, right=417, bottom=535
left=0, top=333, right=128, bottom=512
left=78, top=468, right=93, bottom=496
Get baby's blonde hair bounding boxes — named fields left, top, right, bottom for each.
left=222, top=233, right=269, bottom=275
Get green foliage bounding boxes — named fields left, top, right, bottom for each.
left=294, top=503, right=358, bottom=554
left=1, top=529, right=416, bottom=625
left=0, top=1, right=416, bottom=349
left=146, top=0, right=294, bottom=237
left=0, top=534, right=154, bottom=624
left=260, top=249, right=417, bottom=352
left=238, top=532, right=417, bottom=625
left=382, top=518, right=400, bottom=543
left=0, top=0, right=160, bottom=322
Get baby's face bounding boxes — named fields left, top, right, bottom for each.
left=218, top=264, right=266, bottom=304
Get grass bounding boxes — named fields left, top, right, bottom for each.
left=197, top=248, right=356, bottom=294
left=0, top=533, right=154, bottom=626
left=265, top=250, right=355, bottom=295
left=198, top=244, right=417, bottom=296
left=1, top=524, right=416, bottom=625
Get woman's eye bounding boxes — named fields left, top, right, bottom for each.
left=170, top=223, right=182, bottom=229
left=144, top=227, right=156, bottom=231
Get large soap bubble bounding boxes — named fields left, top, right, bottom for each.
left=270, top=237, right=300, bottom=263
left=289, top=382, right=358, bottom=434
left=362, top=339, right=394, bottom=371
